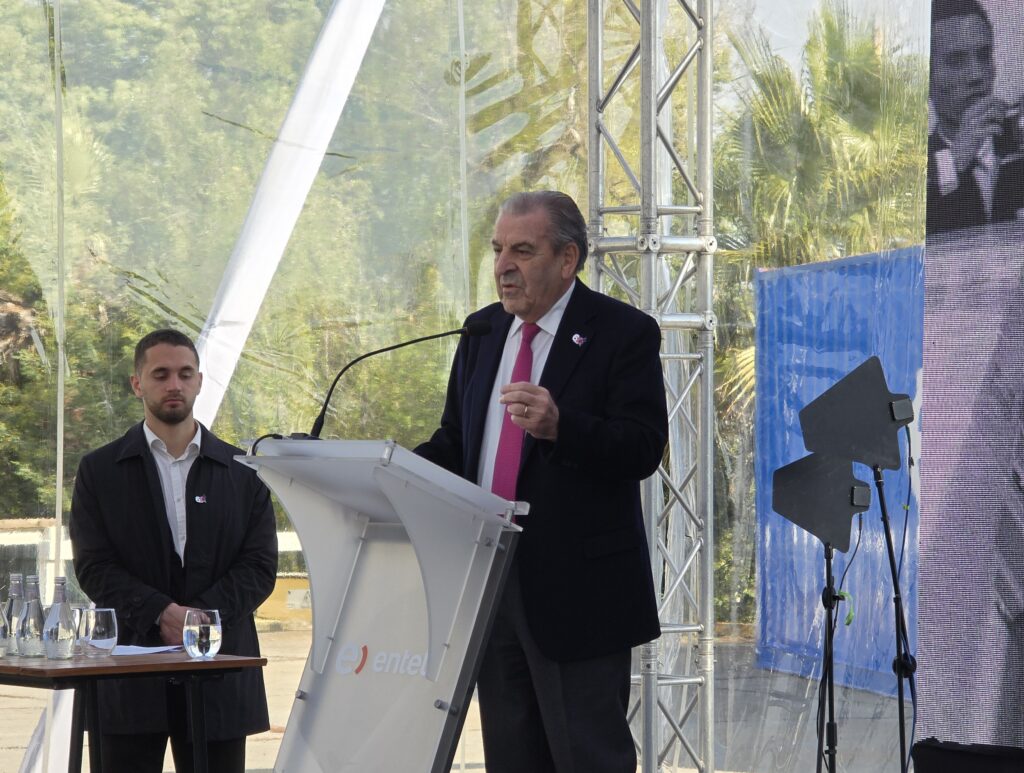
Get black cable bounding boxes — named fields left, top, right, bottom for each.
left=837, top=513, right=864, bottom=599
left=906, top=661, right=919, bottom=771
left=815, top=510, right=865, bottom=773
left=248, top=433, right=283, bottom=456
left=816, top=671, right=829, bottom=771
left=898, top=425, right=914, bottom=577
left=816, top=618, right=832, bottom=773
left=814, top=508, right=865, bottom=773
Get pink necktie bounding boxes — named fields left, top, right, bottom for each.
left=491, top=323, right=540, bottom=501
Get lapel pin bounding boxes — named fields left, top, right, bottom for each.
left=571, top=333, right=587, bottom=347
left=195, top=495, right=207, bottom=504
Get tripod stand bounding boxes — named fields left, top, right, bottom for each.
left=773, top=453, right=870, bottom=773
left=816, top=543, right=841, bottom=773
left=873, top=465, right=916, bottom=773
left=773, top=356, right=915, bottom=772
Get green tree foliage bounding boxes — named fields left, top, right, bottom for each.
left=458, top=0, right=589, bottom=304
left=0, top=0, right=589, bottom=525
left=715, top=0, right=928, bottom=406
left=0, top=172, right=55, bottom=518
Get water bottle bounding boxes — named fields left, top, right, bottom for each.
left=17, top=575, right=45, bottom=657
left=43, top=577, right=75, bottom=659
left=5, top=574, right=24, bottom=656
left=1, top=574, right=17, bottom=625
left=0, top=595, right=9, bottom=657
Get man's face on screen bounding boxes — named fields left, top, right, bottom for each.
left=931, top=13, right=995, bottom=130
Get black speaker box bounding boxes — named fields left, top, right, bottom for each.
left=912, top=737, right=1024, bottom=772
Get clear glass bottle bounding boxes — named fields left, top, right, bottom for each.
left=0, top=596, right=9, bottom=658
left=1, top=574, right=17, bottom=626
left=16, top=575, right=45, bottom=657
left=5, top=574, right=24, bottom=656
left=42, top=577, right=75, bottom=659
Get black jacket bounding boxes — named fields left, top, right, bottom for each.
left=927, top=132, right=1024, bottom=234
left=70, top=422, right=278, bottom=739
left=416, top=281, right=666, bottom=662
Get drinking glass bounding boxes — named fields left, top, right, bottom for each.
left=78, top=608, right=118, bottom=657
left=182, top=609, right=222, bottom=659
left=69, top=606, right=85, bottom=655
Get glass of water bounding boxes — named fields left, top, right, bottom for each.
left=183, top=609, right=222, bottom=659
left=69, top=606, right=85, bottom=656
left=79, top=608, right=118, bottom=657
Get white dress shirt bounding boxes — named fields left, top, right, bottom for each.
left=143, top=421, right=202, bottom=563
left=477, top=281, right=575, bottom=492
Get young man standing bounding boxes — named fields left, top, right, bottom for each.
left=70, top=328, right=278, bottom=772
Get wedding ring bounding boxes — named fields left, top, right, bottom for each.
left=524, top=404, right=529, bottom=418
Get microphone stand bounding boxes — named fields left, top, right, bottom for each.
left=245, top=321, right=493, bottom=454
left=872, top=465, right=915, bottom=773
left=305, top=323, right=490, bottom=439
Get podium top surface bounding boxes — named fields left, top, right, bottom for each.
left=236, top=439, right=525, bottom=527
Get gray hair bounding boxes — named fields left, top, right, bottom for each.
left=499, top=191, right=588, bottom=272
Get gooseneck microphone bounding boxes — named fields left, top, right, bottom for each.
left=306, top=320, right=492, bottom=439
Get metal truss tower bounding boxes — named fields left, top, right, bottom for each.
left=587, top=0, right=716, bottom=770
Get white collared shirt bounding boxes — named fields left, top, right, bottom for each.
left=477, top=280, right=576, bottom=491
left=143, top=421, right=202, bottom=563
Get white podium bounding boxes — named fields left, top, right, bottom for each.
left=236, top=439, right=523, bottom=773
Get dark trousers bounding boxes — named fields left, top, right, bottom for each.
left=98, top=734, right=245, bottom=773
left=98, top=683, right=246, bottom=773
left=476, top=562, right=636, bottom=773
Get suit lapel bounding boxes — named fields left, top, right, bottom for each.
left=144, top=456, right=180, bottom=567
left=464, top=309, right=513, bottom=479
left=538, top=282, right=595, bottom=399
left=121, top=424, right=178, bottom=569
left=522, top=282, right=596, bottom=463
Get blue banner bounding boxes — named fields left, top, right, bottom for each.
left=754, top=247, right=923, bottom=694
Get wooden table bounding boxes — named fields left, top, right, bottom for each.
left=0, top=652, right=266, bottom=773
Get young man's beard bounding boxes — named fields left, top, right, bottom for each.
left=151, top=400, right=192, bottom=425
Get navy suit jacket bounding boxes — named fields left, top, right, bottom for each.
left=416, top=281, right=666, bottom=662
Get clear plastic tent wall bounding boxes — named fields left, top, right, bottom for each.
left=755, top=249, right=924, bottom=696
left=0, top=0, right=929, bottom=771
left=711, top=0, right=929, bottom=769
left=751, top=250, right=923, bottom=772
left=0, top=0, right=588, bottom=767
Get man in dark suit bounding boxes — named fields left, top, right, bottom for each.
left=416, top=191, right=666, bottom=772
left=928, top=0, right=1024, bottom=234
left=70, top=329, right=278, bottom=773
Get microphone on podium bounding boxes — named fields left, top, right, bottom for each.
left=299, top=320, right=492, bottom=440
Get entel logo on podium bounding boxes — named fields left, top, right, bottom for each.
left=335, top=642, right=429, bottom=677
